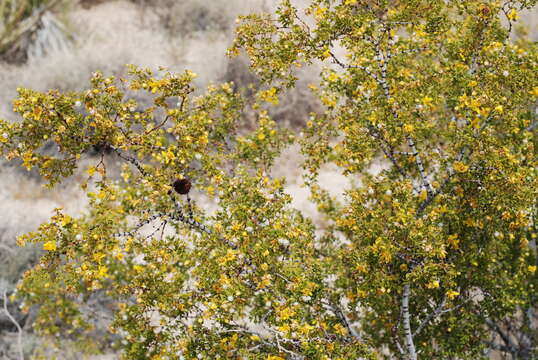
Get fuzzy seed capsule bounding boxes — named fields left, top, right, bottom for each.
left=173, top=178, right=191, bottom=195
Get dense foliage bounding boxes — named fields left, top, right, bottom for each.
left=1, top=0, right=538, bottom=359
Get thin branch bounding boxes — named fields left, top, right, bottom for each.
left=501, top=1, right=515, bottom=39
left=219, top=325, right=305, bottom=359
left=525, top=121, right=538, bottom=132
left=144, top=115, right=171, bottom=135
left=113, top=212, right=167, bottom=238
left=332, top=302, right=362, bottom=340
left=370, top=36, right=434, bottom=196
left=0, top=243, right=15, bottom=254
left=395, top=338, right=405, bottom=356
left=485, top=318, right=517, bottom=354
left=413, top=296, right=447, bottom=337
left=3, top=290, right=24, bottom=360
left=367, top=125, right=408, bottom=179
left=483, top=340, right=513, bottom=353
left=417, top=147, right=466, bottom=216
left=330, top=52, right=381, bottom=83
left=160, top=220, right=167, bottom=240
left=109, top=145, right=148, bottom=177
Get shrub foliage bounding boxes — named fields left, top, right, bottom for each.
left=1, top=0, right=538, bottom=359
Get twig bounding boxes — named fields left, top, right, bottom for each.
left=113, top=212, right=167, bottom=238
left=333, top=302, right=362, bottom=340
left=109, top=145, right=148, bottom=177
left=525, top=121, right=538, bottom=132
left=3, top=290, right=24, bottom=360
left=144, top=115, right=171, bottom=135
left=485, top=318, right=517, bottom=354
left=350, top=31, right=434, bottom=197
left=413, top=296, right=447, bottom=337
left=0, top=243, right=15, bottom=254
left=160, top=220, right=167, bottom=240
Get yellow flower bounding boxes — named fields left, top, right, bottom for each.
left=60, top=215, right=72, bottom=227
left=257, top=274, right=272, bottom=289
left=266, top=355, right=284, bottom=360
left=93, top=252, right=106, bottom=263
left=186, top=70, right=198, bottom=79
left=447, top=234, right=460, bottom=249
left=113, top=250, right=124, bottom=261
left=446, top=290, right=460, bottom=299
left=276, top=324, right=290, bottom=333
left=529, top=87, right=538, bottom=97
left=470, top=117, right=480, bottom=129
left=92, top=190, right=105, bottom=201
left=464, top=217, right=475, bottom=226
left=326, top=71, right=339, bottom=82
left=206, top=186, right=215, bottom=196
left=355, top=263, right=367, bottom=273
left=278, top=307, right=295, bottom=320
left=259, top=87, right=279, bottom=105
left=298, top=323, right=315, bottom=335
left=453, top=161, right=469, bottom=173
left=97, top=265, right=109, bottom=279
left=421, top=96, right=433, bottom=107
left=507, top=8, right=519, bottom=21
left=217, top=249, right=237, bottom=265
left=419, top=190, right=428, bottom=201
left=314, top=6, right=327, bottom=19
left=528, top=265, right=537, bottom=273
left=403, top=124, right=414, bottom=133
left=380, top=249, right=392, bottom=263
left=334, top=323, right=348, bottom=336
left=43, top=241, right=57, bottom=251
left=301, top=281, right=317, bottom=296
left=161, top=149, right=176, bottom=164
left=22, top=150, right=33, bottom=171
left=494, top=105, right=504, bottom=114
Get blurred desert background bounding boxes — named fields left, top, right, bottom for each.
left=0, top=1, right=537, bottom=359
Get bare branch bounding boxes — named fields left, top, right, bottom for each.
left=331, top=301, right=362, bottom=340
left=113, top=212, right=168, bottom=238
left=525, top=121, right=538, bottom=132
left=485, top=318, right=517, bottom=354
left=369, top=36, right=434, bottom=197
left=2, top=290, right=24, bottom=360
left=413, top=296, right=447, bottom=337
left=109, top=145, right=148, bottom=177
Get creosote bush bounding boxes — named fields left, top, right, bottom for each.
left=1, top=0, right=538, bottom=359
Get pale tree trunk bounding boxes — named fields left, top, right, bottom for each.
left=402, top=284, right=417, bottom=360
